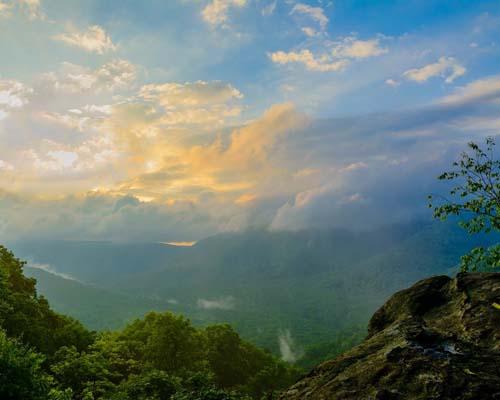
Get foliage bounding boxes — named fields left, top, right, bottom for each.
left=0, top=245, right=94, bottom=355
left=0, top=329, right=52, bottom=400
left=0, top=244, right=300, bottom=399
left=297, top=327, right=365, bottom=371
left=429, top=137, right=500, bottom=271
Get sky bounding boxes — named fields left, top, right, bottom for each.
left=1, top=0, right=500, bottom=242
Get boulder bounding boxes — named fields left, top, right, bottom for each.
left=280, top=273, right=500, bottom=400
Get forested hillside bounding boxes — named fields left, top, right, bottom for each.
left=9, top=220, right=496, bottom=368
left=0, top=245, right=300, bottom=399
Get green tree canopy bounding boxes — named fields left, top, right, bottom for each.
left=429, top=137, right=500, bottom=271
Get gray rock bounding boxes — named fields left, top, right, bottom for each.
left=280, top=273, right=500, bottom=400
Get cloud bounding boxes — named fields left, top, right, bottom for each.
left=301, top=27, right=318, bottom=37
left=0, top=1, right=12, bottom=17
left=270, top=35, right=388, bottom=72
left=197, top=296, right=235, bottom=310
left=0, top=160, right=14, bottom=171
left=385, top=78, right=400, bottom=87
left=132, top=80, right=244, bottom=128
left=202, top=0, right=247, bottom=28
left=269, top=49, right=348, bottom=72
left=438, top=75, right=500, bottom=105
left=0, top=79, right=33, bottom=118
left=332, top=37, right=388, bottom=59
left=18, top=0, right=43, bottom=20
left=0, top=0, right=44, bottom=19
left=0, top=80, right=32, bottom=108
left=291, top=3, right=328, bottom=31
left=261, top=0, right=277, bottom=16
left=41, top=60, right=136, bottom=93
left=139, top=80, right=242, bottom=107
left=403, top=57, right=466, bottom=84
left=54, top=25, right=117, bottom=54
left=27, top=262, right=80, bottom=282
left=0, top=191, right=221, bottom=242
left=278, top=329, right=303, bottom=362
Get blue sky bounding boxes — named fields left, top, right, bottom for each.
left=0, top=0, right=500, bottom=241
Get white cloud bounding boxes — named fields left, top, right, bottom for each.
left=385, top=79, right=400, bottom=87
left=0, top=160, right=14, bottom=171
left=332, top=37, right=388, bottom=59
left=269, top=49, right=348, bottom=72
left=18, top=0, right=43, bottom=20
left=403, top=57, right=466, bottom=84
left=301, top=27, right=318, bottom=37
left=197, top=296, right=235, bottom=310
left=271, top=36, right=387, bottom=72
left=54, top=25, right=116, bottom=54
left=202, top=0, right=247, bottom=28
left=42, top=60, right=136, bottom=93
left=291, top=3, right=328, bottom=31
left=261, top=0, right=276, bottom=16
left=0, top=1, right=12, bottom=17
left=0, top=80, right=32, bottom=119
left=0, top=80, right=32, bottom=108
left=28, top=262, right=80, bottom=282
left=140, top=80, right=242, bottom=107
left=47, top=150, right=78, bottom=168
left=0, top=0, right=44, bottom=19
left=139, top=80, right=243, bottom=126
left=439, top=75, right=500, bottom=105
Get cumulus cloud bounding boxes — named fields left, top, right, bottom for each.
left=301, top=27, right=318, bottom=37
left=0, top=1, right=12, bottom=17
left=0, top=80, right=31, bottom=108
left=0, top=0, right=44, bottom=19
left=0, top=191, right=222, bottom=242
left=331, top=37, right=388, bottom=59
left=269, top=49, right=348, bottom=72
left=2, top=61, right=500, bottom=242
left=385, top=78, right=400, bottom=87
left=404, top=57, right=466, bottom=84
left=291, top=3, right=328, bottom=31
left=0, top=160, right=14, bottom=171
left=202, top=0, right=247, bottom=28
left=18, top=0, right=43, bottom=20
left=140, top=81, right=242, bottom=107
left=197, top=296, right=235, bottom=310
left=53, top=25, right=117, bottom=54
left=270, top=36, right=388, bottom=72
left=0, top=79, right=32, bottom=118
left=41, top=60, right=136, bottom=93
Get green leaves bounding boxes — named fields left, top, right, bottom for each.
left=0, top=330, right=52, bottom=400
left=429, top=138, right=500, bottom=272
left=460, top=244, right=500, bottom=272
left=0, top=244, right=300, bottom=399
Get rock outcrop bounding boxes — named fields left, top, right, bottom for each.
left=280, top=273, right=500, bottom=400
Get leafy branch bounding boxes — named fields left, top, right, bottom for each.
left=429, top=137, right=500, bottom=272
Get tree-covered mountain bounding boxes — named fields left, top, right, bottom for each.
left=0, top=245, right=300, bottom=400
left=9, top=220, right=496, bottom=364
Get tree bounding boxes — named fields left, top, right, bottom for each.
left=0, top=329, right=52, bottom=400
left=50, top=345, right=115, bottom=400
left=0, top=245, right=94, bottom=355
left=112, top=370, right=180, bottom=400
left=429, top=137, right=500, bottom=271
left=121, top=312, right=204, bottom=375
